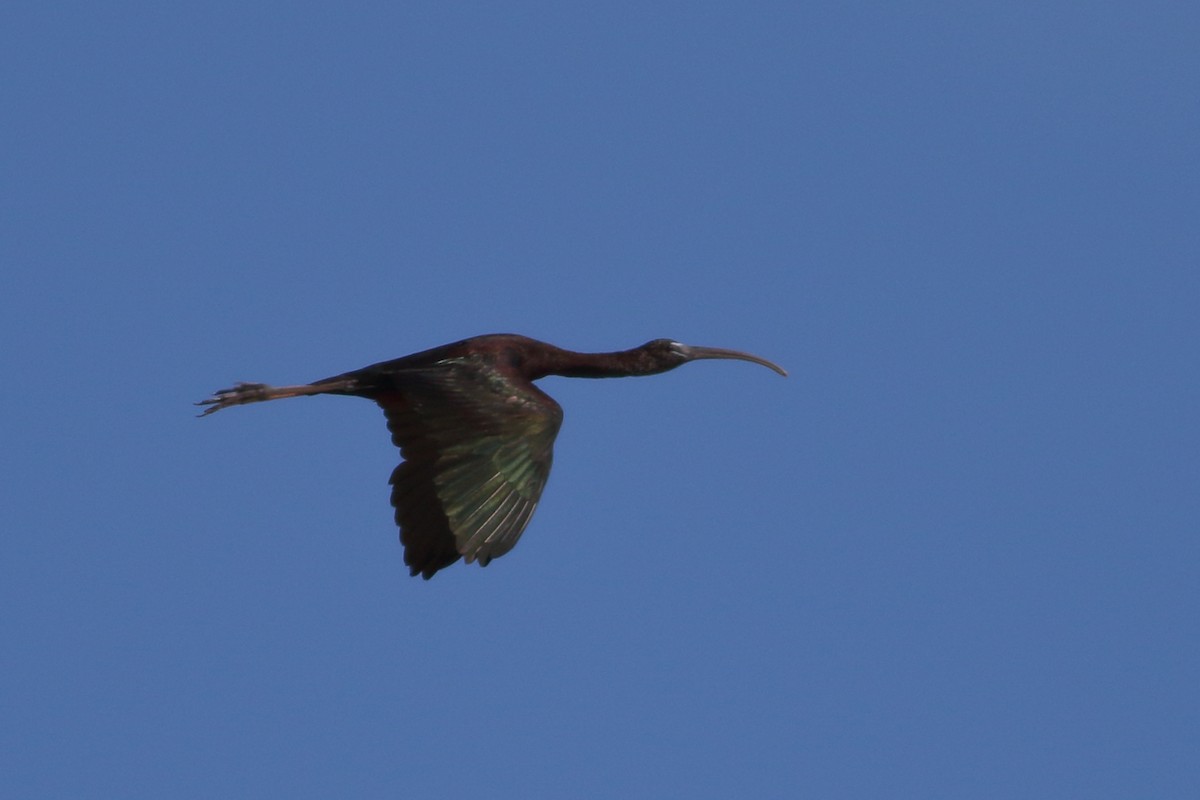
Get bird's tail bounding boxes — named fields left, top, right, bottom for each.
left=195, top=378, right=358, bottom=417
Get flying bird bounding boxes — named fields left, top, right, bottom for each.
left=198, top=334, right=786, bottom=578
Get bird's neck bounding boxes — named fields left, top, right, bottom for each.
left=529, top=346, right=673, bottom=380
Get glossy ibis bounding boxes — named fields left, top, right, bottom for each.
left=198, top=334, right=786, bottom=578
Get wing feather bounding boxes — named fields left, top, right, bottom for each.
left=375, top=357, right=562, bottom=578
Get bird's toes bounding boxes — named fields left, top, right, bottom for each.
left=195, top=383, right=271, bottom=416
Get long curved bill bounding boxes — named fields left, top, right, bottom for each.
left=681, top=345, right=788, bottom=377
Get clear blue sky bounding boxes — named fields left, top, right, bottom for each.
left=2, top=3, right=1197, bottom=798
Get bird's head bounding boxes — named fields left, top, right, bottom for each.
left=638, top=339, right=788, bottom=377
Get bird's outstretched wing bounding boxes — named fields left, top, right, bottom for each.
left=374, top=357, right=563, bottom=579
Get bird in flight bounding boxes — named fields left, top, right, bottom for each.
left=198, top=334, right=786, bottom=578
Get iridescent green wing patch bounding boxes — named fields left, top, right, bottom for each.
left=378, top=356, right=563, bottom=577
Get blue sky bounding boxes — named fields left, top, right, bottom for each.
left=2, top=2, right=1197, bottom=797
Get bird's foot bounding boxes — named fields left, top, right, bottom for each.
left=195, top=382, right=274, bottom=416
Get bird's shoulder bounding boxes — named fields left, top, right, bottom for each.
left=363, top=353, right=561, bottom=441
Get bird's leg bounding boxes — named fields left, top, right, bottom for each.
left=195, top=380, right=354, bottom=417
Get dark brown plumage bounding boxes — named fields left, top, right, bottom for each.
left=198, top=334, right=786, bottom=578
